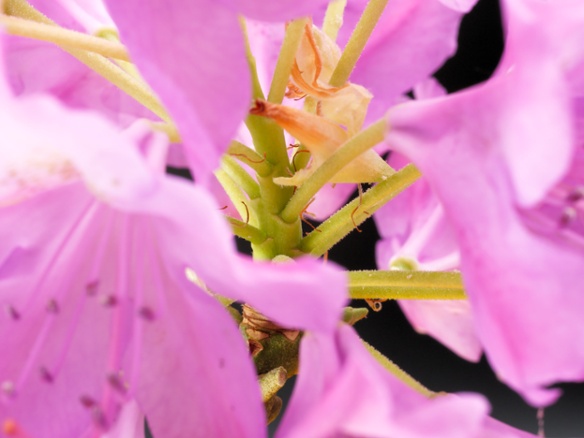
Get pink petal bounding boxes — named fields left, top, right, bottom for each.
left=277, top=324, right=489, bottom=437
left=114, top=177, right=348, bottom=333
left=385, top=4, right=584, bottom=404
left=104, top=0, right=250, bottom=185
left=216, top=0, right=333, bottom=21
left=350, top=0, right=475, bottom=121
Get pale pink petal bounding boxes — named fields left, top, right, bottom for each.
left=99, top=401, right=145, bottom=438
left=277, top=324, right=489, bottom=437
left=399, top=300, right=481, bottom=362
left=385, top=5, right=584, bottom=403
left=350, top=0, right=478, bottom=121
left=113, top=177, right=348, bottom=333
left=216, top=0, right=333, bottom=22
left=104, top=0, right=250, bottom=185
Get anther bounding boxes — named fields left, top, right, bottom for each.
left=39, top=367, right=54, bottom=383
left=45, top=299, right=59, bottom=314
left=138, top=306, right=156, bottom=321
left=99, top=294, right=118, bottom=307
left=4, top=305, right=20, bottom=321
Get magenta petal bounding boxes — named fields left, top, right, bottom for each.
left=104, top=0, right=250, bottom=185
left=351, top=0, right=472, bottom=121
left=385, top=29, right=584, bottom=404
left=216, top=0, right=332, bottom=21
left=114, top=177, right=348, bottom=333
left=277, top=325, right=489, bottom=437
left=134, top=275, right=265, bottom=438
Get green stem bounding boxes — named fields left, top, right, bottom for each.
left=300, top=164, right=421, bottom=256
left=281, top=118, right=386, bottom=223
left=4, top=0, right=171, bottom=123
left=240, top=18, right=266, bottom=101
left=329, top=0, right=390, bottom=87
left=214, top=169, right=254, bottom=225
left=220, top=155, right=261, bottom=200
left=322, top=0, right=348, bottom=42
left=267, top=18, right=308, bottom=104
left=227, top=141, right=272, bottom=177
left=0, top=15, right=130, bottom=60
left=226, top=217, right=267, bottom=244
left=362, top=340, right=435, bottom=398
left=348, top=270, right=466, bottom=300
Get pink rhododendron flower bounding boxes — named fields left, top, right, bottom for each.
left=0, top=36, right=347, bottom=436
left=385, top=0, right=584, bottom=405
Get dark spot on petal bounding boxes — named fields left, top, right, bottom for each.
left=80, top=395, right=97, bottom=409
left=219, top=358, right=225, bottom=369
left=45, top=299, right=59, bottom=314
left=86, top=280, right=100, bottom=296
left=99, top=295, right=118, bottom=307
left=567, top=186, right=584, bottom=203
left=4, top=305, right=20, bottom=321
left=91, top=406, right=109, bottom=430
left=107, top=372, right=127, bottom=394
left=138, top=306, right=156, bottom=321
left=559, top=207, right=577, bottom=228
left=39, top=367, right=54, bottom=383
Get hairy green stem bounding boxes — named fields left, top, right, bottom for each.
left=349, top=270, right=466, bottom=300
left=227, top=141, right=272, bottom=177
left=220, top=155, right=261, bottom=200
left=281, top=119, right=386, bottom=223
left=362, top=341, right=435, bottom=398
left=268, top=18, right=308, bottom=104
left=300, top=164, right=421, bottom=256
left=329, top=0, right=390, bottom=87
left=226, top=217, right=267, bottom=244
left=322, top=0, right=348, bottom=42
